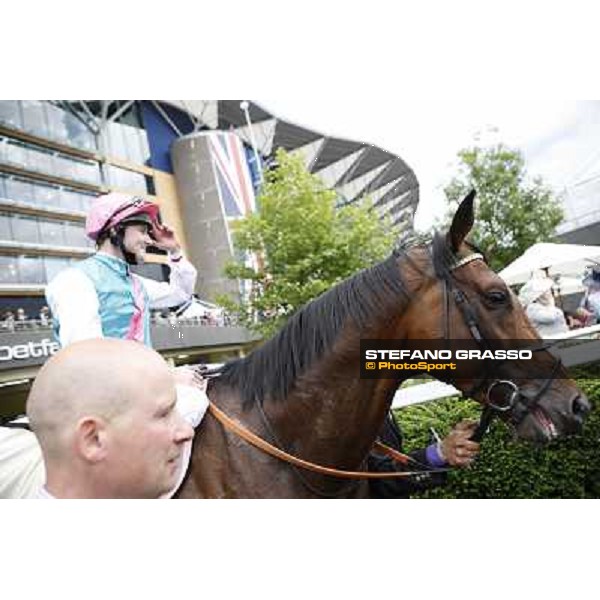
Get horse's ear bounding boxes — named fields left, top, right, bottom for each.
left=448, top=189, right=476, bottom=253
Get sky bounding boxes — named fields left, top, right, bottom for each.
left=257, top=99, right=600, bottom=231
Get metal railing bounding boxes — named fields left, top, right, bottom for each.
left=0, top=318, right=53, bottom=332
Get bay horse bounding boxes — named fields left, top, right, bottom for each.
left=177, top=192, right=590, bottom=498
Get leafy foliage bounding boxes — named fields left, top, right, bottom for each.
left=442, top=144, right=563, bottom=271
left=222, top=149, right=395, bottom=337
left=394, top=365, right=600, bottom=498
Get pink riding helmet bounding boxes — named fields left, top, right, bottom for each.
left=85, top=193, right=160, bottom=241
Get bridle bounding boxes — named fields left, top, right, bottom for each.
left=438, top=248, right=563, bottom=441
left=201, top=243, right=564, bottom=494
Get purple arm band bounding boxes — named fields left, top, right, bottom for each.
left=425, top=443, right=448, bottom=468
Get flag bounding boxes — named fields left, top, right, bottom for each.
left=208, top=132, right=257, bottom=218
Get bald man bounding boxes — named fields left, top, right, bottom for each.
left=27, top=339, right=195, bottom=499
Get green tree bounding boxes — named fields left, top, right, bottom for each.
left=442, top=144, right=563, bottom=271
left=222, top=149, right=395, bottom=337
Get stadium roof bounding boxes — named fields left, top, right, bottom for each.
left=164, top=100, right=420, bottom=236
left=58, top=100, right=420, bottom=236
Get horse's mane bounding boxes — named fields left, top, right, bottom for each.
left=217, top=237, right=438, bottom=406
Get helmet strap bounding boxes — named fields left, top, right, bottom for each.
left=109, top=226, right=138, bottom=265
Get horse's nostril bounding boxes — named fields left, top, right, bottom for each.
left=572, top=395, right=590, bottom=418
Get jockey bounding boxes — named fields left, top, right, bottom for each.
left=46, top=192, right=197, bottom=347
left=0, top=193, right=208, bottom=498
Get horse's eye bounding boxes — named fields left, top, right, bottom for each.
left=485, top=290, right=508, bottom=305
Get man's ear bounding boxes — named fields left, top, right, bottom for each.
left=75, top=417, right=108, bottom=463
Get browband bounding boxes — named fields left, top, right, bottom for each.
left=451, top=252, right=484, bottom=271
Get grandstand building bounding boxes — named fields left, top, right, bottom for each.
left=0, top=100, right=419, bottom=310
left=0, top=100, right=420, bottom=413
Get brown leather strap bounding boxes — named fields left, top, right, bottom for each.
left=208, top=402, right=438, bottom=480
left=371, top=440, right=411, bottom=464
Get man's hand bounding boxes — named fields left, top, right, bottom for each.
left=173, top=366, right=207, bottom=392
left=152, top=223, right=181, bottom=254
left=440, top=420, right=480, bottom=467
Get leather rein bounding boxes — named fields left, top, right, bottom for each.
left=207, top=401, right=444, bottom=480
left=201, top=247, right=562, bottom=482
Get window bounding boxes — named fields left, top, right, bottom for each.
left=0, top=102, right=97, bottom=153
left=44, top=256, right=71, bottom=283
left=0, top=101, right=22, bottom=129
left=1, top=175, right=98, bottom=213
left=26, top=144, right=55, bottom=175
left=0, top=137, right=100, bottom=187
left=107, top=164, right=147, bottom=194
left=121, top=123, right=144, bottom=164
left=63, top=221, right=87, bottom=247
left=38, top=219, right=66, bottom=246
left=4, top=139, right=28, bottom=169
left=17, top=255, right=45, bottom=283
left=32, top=181, right=60, bottom=208
left=71, top=156, right=100, bottom=185
left=4, top=176, right=35, bottom=203
left=0, top=255, right=19, bottom=284
left=21, top=101, right=48, bottom=139
left=62, top=110, right=96, bottom=152
left=77, top=190, right=96, bottom=212
left=54, top=153, right=100, bottom=185
left=11, top=214, right=40, bottom=244
left=44, top=103, right=69, bottom=144
left=106, top=121, right=127, bottom=161
left=59, top=188, right=84, bottom=212
left=139, top=131, right=150, bottom=165
left=0, top=212, right=12, bottom=240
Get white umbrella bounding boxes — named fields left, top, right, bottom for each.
left=499, top=243, right=600, bottom=285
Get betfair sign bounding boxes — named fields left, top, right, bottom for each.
left=0, top=338, right=59, bottom=362
left=0, top=332, right=60, bottom=371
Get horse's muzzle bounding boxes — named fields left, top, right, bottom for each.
left=512, top=387, right=590, bottom=443
left=538, top=391, right=590, bottom=440
left=569, top=393, right=590, bottom=427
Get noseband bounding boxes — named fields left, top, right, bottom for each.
left=441, top=251, right=562, bottom=441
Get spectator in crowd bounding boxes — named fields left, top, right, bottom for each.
left=579, top=266, right=600, bottom=325
left=2, top=311, right=15, bottom=332
left=15, top=307, right=28, bottom=330
left=27, top=339, right=195, bottom=499
left=38, top=306, right=50, bottom=327
left=564, top=310, right=586, bottom=330
left=168, top=311, right=178, bottom=328
left=519, top=272, right=569, bottom=338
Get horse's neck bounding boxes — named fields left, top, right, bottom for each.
left=263, top=326, right=408, bottom=472
left=241, top=248, right=427, bottom=468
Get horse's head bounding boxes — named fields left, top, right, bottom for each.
left=400, top=191, right=590, bottom=443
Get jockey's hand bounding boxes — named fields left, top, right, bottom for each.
left=173, top=366, right=207, bottom=392
left=441, top=420, right=480, bottom=467
left=152, top=223, right=181, bottom=254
